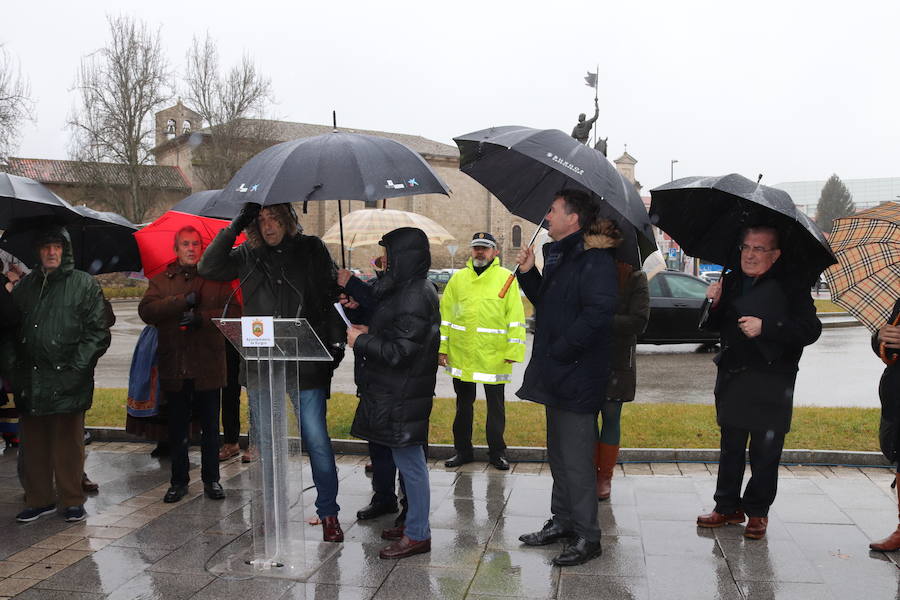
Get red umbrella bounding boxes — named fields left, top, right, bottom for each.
left=134, top=210, right=246, bottom=279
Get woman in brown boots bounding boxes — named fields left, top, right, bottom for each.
left=595, top=258, right=649, bottom=501
left=869, top=298, right=900, bottom=551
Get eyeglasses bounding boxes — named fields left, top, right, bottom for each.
left=739, top=244, right=776, bottom=254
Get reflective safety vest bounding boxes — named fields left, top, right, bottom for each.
left=438, top=257, right=527, bottom=383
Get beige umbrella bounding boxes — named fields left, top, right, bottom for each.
left=321, top=208, right=455, bottom=248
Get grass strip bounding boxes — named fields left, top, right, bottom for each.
left=87, top=389, right=880, bottom=452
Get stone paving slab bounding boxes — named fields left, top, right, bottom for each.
left=0, top=444, right=898, bottom=599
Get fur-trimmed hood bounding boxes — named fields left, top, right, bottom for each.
left=583, top=218, right=623, bottom=250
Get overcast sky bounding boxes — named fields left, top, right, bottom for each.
left=4, top=0, right=899, bottom=192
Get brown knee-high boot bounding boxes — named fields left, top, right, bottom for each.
left=595, top=442, right=619, bottom=501
left=870, top=473, right=900, bottom=551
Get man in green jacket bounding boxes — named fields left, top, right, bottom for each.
left=12, top=227, right=111, bottom=524
left=440, top=232, right=526, bottom=470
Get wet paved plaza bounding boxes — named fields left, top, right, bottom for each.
left=1, top=444, right=900, bottom=599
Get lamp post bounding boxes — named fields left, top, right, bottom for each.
left=670, top=159, right=678, bottom=182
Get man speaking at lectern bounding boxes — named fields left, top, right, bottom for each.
left=200, top=202, right=348, bottom=543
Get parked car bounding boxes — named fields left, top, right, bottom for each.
left=428, top=269, right=453, bottom=291
left=639, top=271, right=721, bottom=345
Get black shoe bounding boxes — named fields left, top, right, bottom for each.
left=489, top=455, right=510, bottom=471
left=552, top=536, right=602, bottom=566
left=356, top=501, right=399, bottom=520
left=63, top=505, right=87, bottom=523
left=150, top=442, right=170, bottom=458
left=444, top=455, right=473, bottom=468
left=163, top=485, right=188, bottom=503
left=519, top=519, right=575, bottom=546
left=204, top=482, right=225, bottom=500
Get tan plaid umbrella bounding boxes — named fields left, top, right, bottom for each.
left=321, top=208, right=455, bottom=249
left=825, top=202, right=900, bottom=333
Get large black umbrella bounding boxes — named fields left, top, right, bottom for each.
left=0, top=205, right=141, bottom=274
left=206, top=132, right=451, bottom=266
left=170, top=189, right=239, bottom=220
left=453, top=125, right=657, bottom=266
left=0, top=172, right=79, bottom=227
left=649, top=174, right=836, bottom=285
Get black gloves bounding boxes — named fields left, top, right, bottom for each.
left=185, top=291, right=198, bottom=308
left=329, top=343, right=345, bottom=372
left=178, top=309, right=202, bottom=331
left=231, top=202, right=261, bottom=232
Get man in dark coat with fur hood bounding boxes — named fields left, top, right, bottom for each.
left=515, top=189, right=619, bottom=567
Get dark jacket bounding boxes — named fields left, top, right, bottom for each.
left=607, top=270, right=650, bottom=402
left=875, top=299, right=900, bottom=462
left=138, top=262, right=239, bottom=392
left=703, top=266, right=821, bottom=433
left=198, top=225, right=346, bottom=390
left=0, top=274, right=21, bottom=381
left=350, top=227, right=440, bottom=447
left=516, top=230, right=618, bottom=414
left=11, top=228, right=111, bottom=416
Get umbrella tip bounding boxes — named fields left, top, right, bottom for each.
left=332, top=110, right=337, bottom=132
left=757, top=173, right=763, bottom=184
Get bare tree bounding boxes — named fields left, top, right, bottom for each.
left=0, top=45, right=33, bottom=161
left=68, top=15, right=172, bottom=222
left=184, top=33, right=275, bottom=189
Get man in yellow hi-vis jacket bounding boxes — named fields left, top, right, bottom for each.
left=439, top=232, right=526, bottom=470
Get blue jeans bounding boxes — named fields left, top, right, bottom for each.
left=390, top=444, right=430, bottom=541
left=249, top=387, right=340, bottom=518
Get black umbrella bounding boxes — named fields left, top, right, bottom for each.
left=170, top=189, right=239, bottom=220
left=0, top=172, right=79, bottom=227
left=207, top=132, right=451, bottom=266
left=0, top=205, right=141, bottom=274
left=453, top=125, right=657, bottom=266
left=649, top=174, right=836, bottom=285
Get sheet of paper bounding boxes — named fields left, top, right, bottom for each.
left=333, top=302, right=352, bottom=328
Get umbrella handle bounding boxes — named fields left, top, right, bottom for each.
left=881, top=312, right=900, bottom=366
left=498, top=272, right=516, bottom=299
left=499, top=222, right=545, bottom=298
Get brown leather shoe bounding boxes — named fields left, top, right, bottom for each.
left=697, top=509, right=745, bottom=528
left=744, top=516, right=768, bottom=539
left=81, top=473, right=99, bottom=493
left=381, top=525, right=405, bottom=541
left=241, top=446, right=257, bottom=464
left=870, top=525, right=900, bottom=551
left=218, top=443, right=240, bottom=461
left=322, top=515, right=344, bottom=542
left=379, top=535, right=431, bottom=559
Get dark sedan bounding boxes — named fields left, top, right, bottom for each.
left=639, top=271, right=720, bottom=345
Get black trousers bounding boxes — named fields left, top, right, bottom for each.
left=546, top=405, right=601, bottom=542
left=168, top=380, right=220, bottom=487
left=220, top=344, right=242, bottom=445
left=452, top=378, right=506, bottom=459
left=713, top=425, right=786, bottom=517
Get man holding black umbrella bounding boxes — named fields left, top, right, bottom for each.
left=696, top=225, right=821, bottom=540
left=199, top=202, right=348, bottom=542
left=514, top=189, right=618, bottom=567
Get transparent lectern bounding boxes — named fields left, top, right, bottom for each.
left=210, top=317, right=335, bottom=580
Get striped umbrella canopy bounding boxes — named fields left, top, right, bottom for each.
left=321, top=208, right=455, bottom=249
left=825, top=202, right=900, bottom=333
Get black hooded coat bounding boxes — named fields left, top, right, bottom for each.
left=350, top=227, right=440, bottom=447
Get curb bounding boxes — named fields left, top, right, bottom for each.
left=85, top=427, right=892, bottom=468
